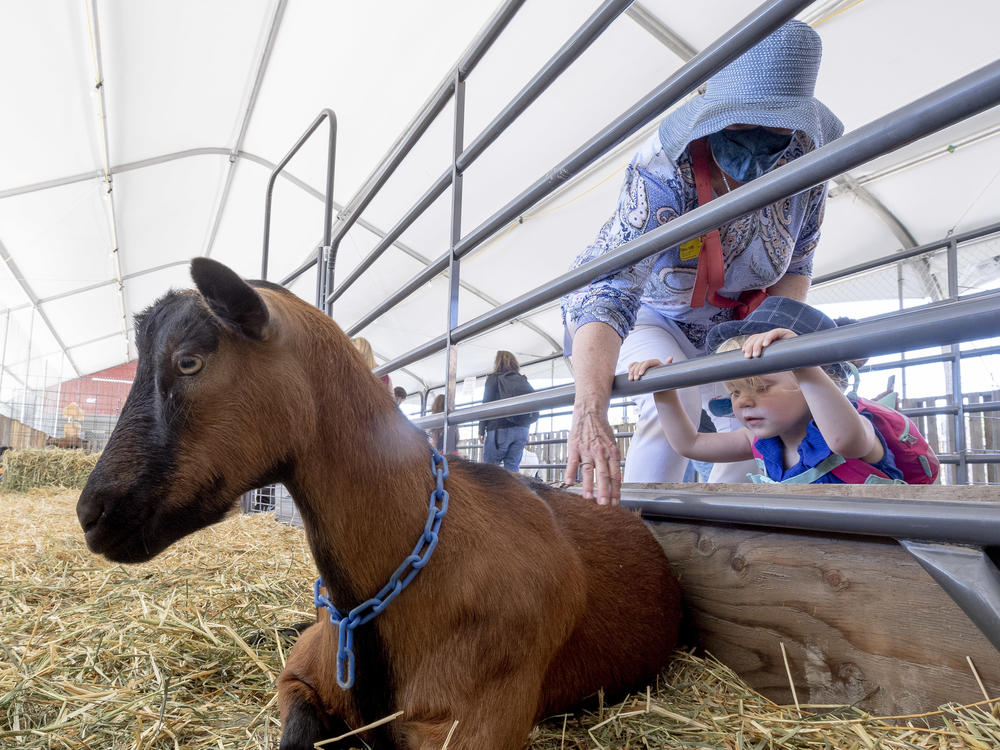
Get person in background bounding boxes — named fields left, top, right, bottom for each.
left=393, top=386, right=407, bottom=406
left=560, top=20, right=843, bottom=504
left=428, top=393, right=445, bottom=452
left=627, top=298, right=938, bottom=485
left=479, top=350, right=537, bottom=473
left=682, top=410, right=716, bottom=482
left=351, top=336, right=392, bottom=392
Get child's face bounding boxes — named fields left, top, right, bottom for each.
left=725, top=372, right=811, bottom=439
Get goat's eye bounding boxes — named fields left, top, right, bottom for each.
left=176, top=355, right=204, bottom=376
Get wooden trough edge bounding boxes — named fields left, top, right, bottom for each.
left=622, top=482, right=1000, bottom=717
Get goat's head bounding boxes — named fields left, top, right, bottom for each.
left=77, top=258, right=313, bottom=563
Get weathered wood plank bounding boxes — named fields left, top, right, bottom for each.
left=643, top=494, right=1000, bottom=716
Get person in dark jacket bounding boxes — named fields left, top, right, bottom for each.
left=428, top=393, right=445, bottom=452
left=479, top=351, right=536, bottom=472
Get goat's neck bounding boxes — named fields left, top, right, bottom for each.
left=283, top=339, right=434, bottom=609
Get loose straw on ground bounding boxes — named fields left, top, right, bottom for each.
left=314, top=710, right=404, bottom=747
left=968, top=656, right=992, bottom=703
left=780, top=640, right=802, bottom=717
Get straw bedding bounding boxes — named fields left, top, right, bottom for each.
left=1, top=490, right=997, bottom=749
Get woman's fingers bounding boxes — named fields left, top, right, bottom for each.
left=566, top=409, right=621, bottom=505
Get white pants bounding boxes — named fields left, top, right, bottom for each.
left=617, top=324, right=757, bottom=484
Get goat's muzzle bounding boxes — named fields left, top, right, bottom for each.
left=76, top=486, right=103, bottom=539
left=77, top=478, right=155, bottom=564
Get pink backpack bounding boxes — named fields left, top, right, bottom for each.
left=836, top=397, right=938, bottom=484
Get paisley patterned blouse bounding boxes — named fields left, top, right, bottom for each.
left=561, top=130, right=828, bottom=352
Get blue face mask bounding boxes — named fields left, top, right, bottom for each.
left=707, top=127, right=794, bottom=183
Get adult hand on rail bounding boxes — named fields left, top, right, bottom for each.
left=565, top=322, right=623, bottom=505
left=566, top=405, right=621, bottom=506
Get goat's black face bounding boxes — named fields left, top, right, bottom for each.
left=78, top=259, right=274, bottom=563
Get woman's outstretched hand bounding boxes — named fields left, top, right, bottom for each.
left=565, top=402, right=621, bottom=506
left=565, top=321, right=629, bottom=505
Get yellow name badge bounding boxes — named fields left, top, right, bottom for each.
left=679, top=237, right=702, bottom=261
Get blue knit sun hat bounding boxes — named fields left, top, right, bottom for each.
left=706, top=296, right=850, bottom=385
left=658, top=20, right=843, bottom=162
left=706, top=296, right=837, bottom=351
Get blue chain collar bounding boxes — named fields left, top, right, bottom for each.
left=314, top=446, right=449, bottom=689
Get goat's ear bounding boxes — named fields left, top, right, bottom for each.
left=190, top=258, right=270, bottom=341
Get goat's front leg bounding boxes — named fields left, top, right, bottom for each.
left=278, top=679, right=332, bottom=750
left=278, top=623, right=363, bottom=749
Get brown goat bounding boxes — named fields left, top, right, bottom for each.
left=77, top=258, right=682, bottom=750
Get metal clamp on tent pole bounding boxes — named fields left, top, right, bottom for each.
left=898, top=540, right=1000, bottom=653
left=320, top=244, right=335, bottom=316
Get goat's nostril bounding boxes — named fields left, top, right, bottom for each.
left=77, top=493, right=104, bottom=533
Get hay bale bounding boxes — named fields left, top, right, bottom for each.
left=1, top=448, right=99, bottom=491
left=1, top=491, right=997, bottom=749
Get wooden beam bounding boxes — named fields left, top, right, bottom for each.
left=642, top=483, right=1000, bottom=716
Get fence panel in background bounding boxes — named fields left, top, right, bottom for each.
left=242, top=484, right=302, bottom=526
left=0, top=368, right=135, bottom=453
left=966, top=390, right=1000, bottom=484
left=0, top=414, right=47, bottom=449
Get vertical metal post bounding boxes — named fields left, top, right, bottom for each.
left=315, top=244, right=326, bottom=310
left=443, top=71, right=466, bottom=454
left=896, top=261, right=908, bottom=398
left=0, top=309, right=9, bottom=404
left=946, top=239, right=968, bottom=483
left=322, top=114, right=338, bottom=317
left=51, top=359, right=62, bottom=435
left=22, top=306, right=35, bottom=425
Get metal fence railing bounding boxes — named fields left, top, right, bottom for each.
left=235, top=3, right=1000, bottom=498
left=402, top=221, right=1000, bottom=484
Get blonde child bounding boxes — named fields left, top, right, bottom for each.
left=627, top=298, right=936, bottom=484
left=351, top=336, right=393, bottom=392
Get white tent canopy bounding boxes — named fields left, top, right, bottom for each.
left=2, top=0, right=999, bottom=401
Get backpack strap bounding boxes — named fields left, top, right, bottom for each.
left=829, top=457, right=906, bottom=484
left=748, top=453, right=848, bottom=484
left=748, top=457, right=771, bottom=483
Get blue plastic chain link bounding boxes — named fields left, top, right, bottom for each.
left=314, top=446, right=449, bottom=689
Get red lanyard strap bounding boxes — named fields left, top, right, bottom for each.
left=687, top=138, right=768, bottom=318
left=688, top=137, right=726, bottom=310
